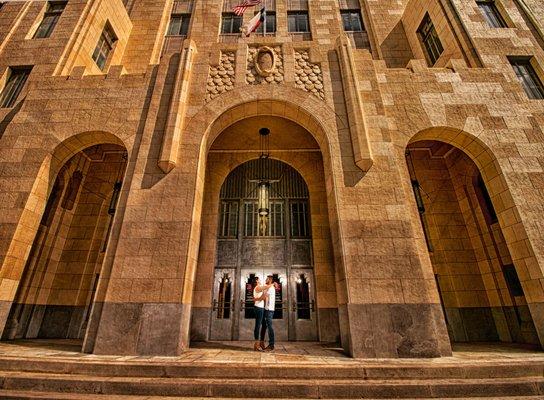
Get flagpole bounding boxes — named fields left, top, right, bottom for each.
left=263, top=7, right=266, bottom=37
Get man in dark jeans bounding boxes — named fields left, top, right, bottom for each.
left=260, top=275, right=276, bottom=352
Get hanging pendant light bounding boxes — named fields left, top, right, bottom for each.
left=258, top=128, right=270, bottom=235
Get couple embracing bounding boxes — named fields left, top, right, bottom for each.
left=252, top=275, right=277, bottom=352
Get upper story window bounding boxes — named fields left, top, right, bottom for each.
left=509, top=58, right=544, bottom=100
left=417, top=13, right=444, bottom=66
left=255, top=11, right=276, bottom=34
left=0, top=67, right=32, bottom=108
left=288, top=11, right=310, bottom=33
left=221, top=13, right=242, bottom=34
left=167, top=13, right=191, bottom=36
left=33, top=1, right=67, bottom=39
left=341, top=10, right=364, bottom=32
left=477, top=0, right=507, bottom=28
left=92, top=23, right=117, bottom=71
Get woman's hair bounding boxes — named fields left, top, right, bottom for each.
left=253, top=276, right=260, bottom=285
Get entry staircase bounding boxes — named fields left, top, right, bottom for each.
left=0, top=353, right=543, bottom=399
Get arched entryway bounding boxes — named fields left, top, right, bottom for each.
left=210, top=158, right=317, bottom=341
left=405, top=134, right=540, bottom=345
left=2, top=141, right=127, bottom=343
left=191, top=115, right=340, bottom=344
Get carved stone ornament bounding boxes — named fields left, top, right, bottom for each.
left=254, top=46, right=276, bottom=77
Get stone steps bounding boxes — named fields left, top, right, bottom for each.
left=0, top=356, right=543, bottom=398
left=0, top=393, right=543, bottom=400
left=0, top=356, right=543, bottom=379
left=0, top=371, right=542, bottom=398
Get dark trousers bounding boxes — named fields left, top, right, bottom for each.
left=254, top=307, right=265, bottom=340
left=260, top=310, right=275, bottom=346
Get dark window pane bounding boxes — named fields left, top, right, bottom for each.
left=0, top=67, right=31, bottom=108
left=168, top=13, right=191, bottom=35
left=256, top=12, right=276, bottom=33
left=33, top=1, right=66, bottom=39
left=509, top=58, right=544, bottom=100
left=477, top=1, right=507, bottom=28
left=221, top=13, right=242, bottom=34
left=288, top=12, right=309, bottom=33
left=417, top=13, right=444, bottom=65
left=92, top=23, right=117, bottom=71
left=296, top=274, right=311, bottom=320
left=341, top=10, right=363, bottom=32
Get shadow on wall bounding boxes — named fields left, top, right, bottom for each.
left=0, top=101, right=24, bottom=140
left=327, top=50, right=367, bottom=187
left=381, top=21, right=414, bottom=68
left=142, top=54, right=181, bottom=189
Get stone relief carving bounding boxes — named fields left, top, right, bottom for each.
left=294, top=50, right=325, bottom=100
left=206, top=51, right=235, bottom=102
left=246, top=46, right=284, bottom=85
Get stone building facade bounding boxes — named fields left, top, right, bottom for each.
left=0, top=0, right=543, bottom=359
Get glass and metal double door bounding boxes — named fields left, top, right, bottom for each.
left=210, top=266, right=318, bottom=341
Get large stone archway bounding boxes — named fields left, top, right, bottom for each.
left=0, top=131, right=128, bottom=342
left=400, top=126, right=544, bottom=348
left=191, top=115, right=340, bottom=344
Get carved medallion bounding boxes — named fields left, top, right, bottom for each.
left=254, top=46, right=276, bottom=77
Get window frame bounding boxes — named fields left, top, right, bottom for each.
left=0, top=67, right=32, bottom=108
left=417, top=13, right=444, bottom=66
left=255, top=11, right=276, bottom=34
left=476, top=0, right=508, bottom=28
left=509, top=57, right=544, bottom=100
left=287, top=11, right=310, bottom=33
left=340, top=10, right=364, bottom=32
left=33, top=1, right=67, bottom=39
left=167, top=13, right=191, bottom=36
left=92, top=23, right=117, bottom=71
left=221, top=12, right=243, bottom=35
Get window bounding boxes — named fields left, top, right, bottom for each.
left=256, top=11, right=276, bottom=34
left=33, top=1, right=67, bottom=38
left=219, top=201, right=239, bottom=238
left=167, top=13, right=191, bottom=36
left=295, top=274, right=311, bottom=320
left=288, top=11, right=310, bottom=33
left=341, top=10, right=364, bottom=32
left=509, top=58, right=544, bottom=100
left=0, top=67, right=31, bottom=108
left=244, top=201, right=284, bottom=237
left=221, top=13, right=242, bottom=34
left=417, top=13, right=444, bottom=66
left=217, top=273, right=232, bottom=319
left=92, top=23, right=117, bottom=71
left=290, top=201, right=310, bottom=238
left=477, top=0, right=507, bottom=28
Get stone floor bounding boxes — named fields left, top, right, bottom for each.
left=0, top=340, right=542, bottom=366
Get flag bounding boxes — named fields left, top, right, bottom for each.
left=243, top=7, right=266, bottom=37
left=233, top=0, right=262, bottom=16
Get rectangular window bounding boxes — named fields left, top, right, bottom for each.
left=244, top=201, right=284, bottom=237
left=219, top=201, right=239, bottom=238
left=0, top=67, right=31, bottom=108
left=256, top=11, right=276, bottom=34
left=167, top=13, right=191, bottom=36
left=509, top=58, right=544, bottom=100
left=290, top=201, right=310, bottom=238
left=92, top=23, right=117, bottom=71
left=33, top=1, right=67, bottom=39
left=477, top=0, right=507, bottom=28
left=288, top=11, right=310, bottom=33
left=221, top=13, right=242, bottom=34
left=417, top=13, right=444, bottom=66
left=341, top=10, right=364, bottom=32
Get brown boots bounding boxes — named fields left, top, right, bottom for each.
left=253, top=341, right=266, bottom=351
